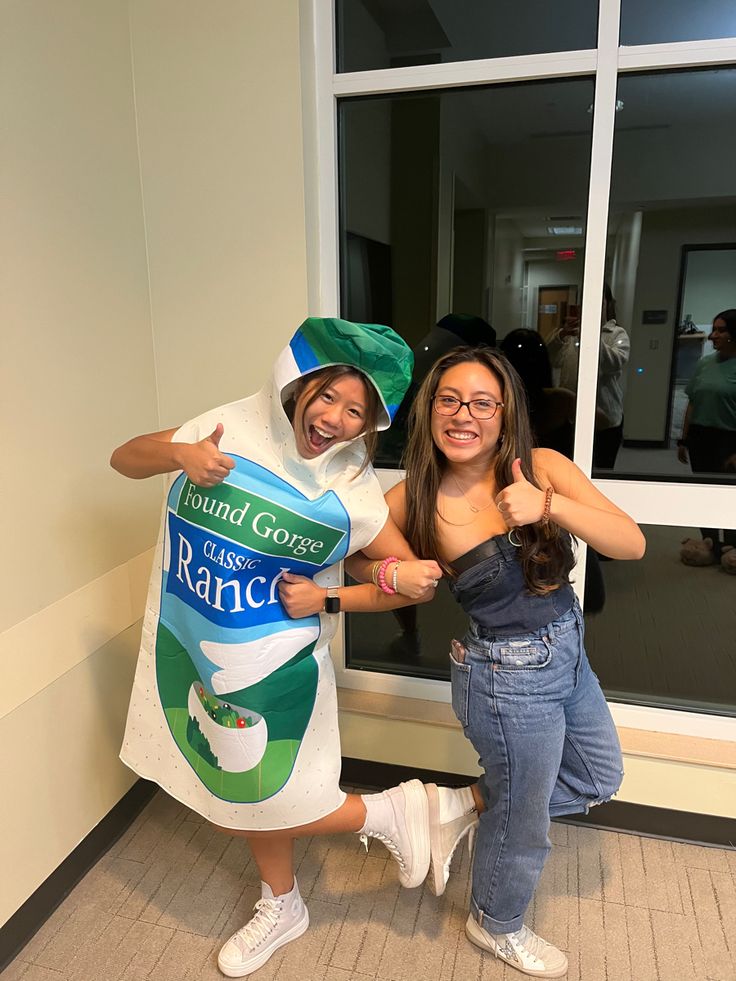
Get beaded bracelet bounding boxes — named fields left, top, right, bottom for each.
left=541, top=486, right=553, bottom=525
left=377, top=555, right=399, bottom=595
left=392, top=560, right=401, bottom=594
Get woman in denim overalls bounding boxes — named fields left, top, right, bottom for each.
left=386, top=347, right=644, bottom=978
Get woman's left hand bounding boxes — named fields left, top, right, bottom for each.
left=277, top=572, right=325, bottom=618
left=495, top=458, right=545, bottom=527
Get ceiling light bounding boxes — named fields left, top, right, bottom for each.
left=547, top=226, right=583, bottom=235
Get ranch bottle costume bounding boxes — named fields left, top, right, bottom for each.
left=121, top=318, right=412, bottom=829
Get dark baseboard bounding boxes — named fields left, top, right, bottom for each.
left=341, top=757, right=736, bottom=849
left=0, top=779, right=157, bottom=973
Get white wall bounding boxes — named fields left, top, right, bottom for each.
left=491, top=219, right=525, bottom=333
left=1, top=0, right=308, bottom=929
left=624, top=205, right=736, bottom=441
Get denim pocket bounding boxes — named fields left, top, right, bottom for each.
left=491, top=637, right=552, bottom=671
left=449, top=642, right=471, bottom=726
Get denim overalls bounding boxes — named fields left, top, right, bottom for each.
left=449, top=533, right=623, bottom=935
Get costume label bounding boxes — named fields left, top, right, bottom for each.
left=156, top=455, right=349, bottom=804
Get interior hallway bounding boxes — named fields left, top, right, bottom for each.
left=3, top=790, right=734, bottom=981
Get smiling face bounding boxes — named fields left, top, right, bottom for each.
left=293, top=371, right=370, bottom=459
left=430, top=361, right=504, bottom=467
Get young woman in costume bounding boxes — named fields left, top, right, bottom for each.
left=111, top=317, right=442, bottom=978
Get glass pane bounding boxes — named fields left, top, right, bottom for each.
left=338, top=78, right=595, bottom=468
left=347, top=523, right=736, bottom=715
left=586, top=523, right=736, bottom=714
left=337, top=0, right=598, bottom=73
left=593, top=68, right=736, bottom=481
left=621, top=0, right=736, bottom=46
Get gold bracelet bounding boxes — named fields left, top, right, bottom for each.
left=370, top=561, right=382, bottom=587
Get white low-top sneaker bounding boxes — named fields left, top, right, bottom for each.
left=465, top=915, right=568, bottom=978
left=218, top=880, right=309, bottom=978
left=426, top=783, right=478, bottom=896
left=359, top=779, right=430, bottom=888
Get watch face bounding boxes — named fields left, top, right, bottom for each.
left=325, top=596, right=341, bottom=614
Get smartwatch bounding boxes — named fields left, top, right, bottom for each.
left=324, top=587, right=341, bottom=614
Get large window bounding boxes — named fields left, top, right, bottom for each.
left=337, top=0, right=598, bottom=73
left=308, top=0, right=736, bottom=728
left=595, top=68, right=736, bottom=480
left=339, top=79, right=595, bottom=467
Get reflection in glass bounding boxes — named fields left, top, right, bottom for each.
left=620, top=0, right=736, bottom=46
left=337, top=0, right=597, bottom=74
left=347, top=523, right=736, bottom=716
left=599, top=69, right=736, bottom=482
left=338, top=78, right=595, bottom=467
left=586, top=524, right=736, bottom=715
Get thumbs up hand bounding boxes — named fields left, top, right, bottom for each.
left=180, top=423, right=236, bottom=487
left=494, top=458, right=546, bottom=527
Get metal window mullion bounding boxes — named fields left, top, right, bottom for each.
left=619, top=37, right=736, bottom=72
left=572, top=0, right=621, bottom=479
left=592, top=479, right=736, bottom=528
left=301, top=0, right=340, bottom=317
left=333, top=50, right=598, bottom=97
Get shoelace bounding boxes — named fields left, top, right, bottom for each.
left=359, top=831, right=407, bottom=870
left=232, top=897, right=284, bottom=953
left=509, top=925, right=549, bottom=965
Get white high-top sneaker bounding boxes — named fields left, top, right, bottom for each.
left=465, top=915, right=568, bottom=978
left=426, top=783, right=478, bottom=895
left=358, top=779, right=430, bottom=888
left=218, top=879, right=309, bottom=977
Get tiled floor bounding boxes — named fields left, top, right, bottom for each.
left=3, top=790, right=735, bottom=981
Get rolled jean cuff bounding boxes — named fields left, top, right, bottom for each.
left=549, top=789, right=619, bottom=819
left=470, top=897, right=524, bottom=936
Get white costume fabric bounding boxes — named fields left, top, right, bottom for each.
left=121, top=319, right=411, bottom=829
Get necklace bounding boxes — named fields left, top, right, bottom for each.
left=437, top=506, right=479, bottom=527
left=450, top=471, right=495, bottom=513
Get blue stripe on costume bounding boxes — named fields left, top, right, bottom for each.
left=289, top=330, right=321, bottom=374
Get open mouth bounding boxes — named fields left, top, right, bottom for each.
left=308, top=424, right=336, bottom=453
left=445, top=429, right=478, bottom=444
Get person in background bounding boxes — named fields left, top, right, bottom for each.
left=677, top=308, right=736, bottom=572
left=547, top=283, right=630, bottom=470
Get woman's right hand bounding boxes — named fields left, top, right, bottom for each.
left=179, top=424, right=235, bottom=487
left=394, top=560, right=442, bottom=599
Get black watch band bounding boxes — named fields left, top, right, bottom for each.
left=324, top=588, right=341, bottom=614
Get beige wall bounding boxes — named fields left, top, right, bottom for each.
left=129, top=0, right=309, bottom=426
left=1, top=0, right=308, bottom=928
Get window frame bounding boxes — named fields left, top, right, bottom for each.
left=300, top=0, right=736, bottom=741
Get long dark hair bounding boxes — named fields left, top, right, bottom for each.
left=289, top=365, right=381, bottom=474
left=403, top=347, right=575, bottom=595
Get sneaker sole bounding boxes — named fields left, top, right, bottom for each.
left=217, top=907, right=310, bottom=977
left=399, top=779, right=430, bottom=889
left=465, top=916, right=568, bottom=978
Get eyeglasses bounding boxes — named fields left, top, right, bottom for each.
left=432, top=395, right=504, bottom=420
